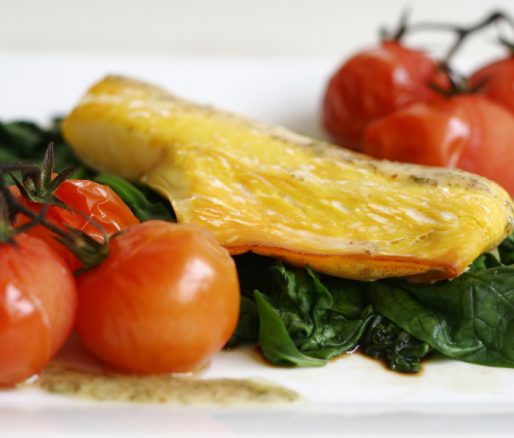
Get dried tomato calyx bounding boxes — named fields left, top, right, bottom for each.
left=0, top=193, right=14, bottom=244
left=11, top=143, right=75, bottom=209
left=0, top=168, right=53, bottom=244
left=380, top=10, right=410, bottom=42
left=0, top=145, right=110, bottom=272
left=428, top=66, right=485, bottom=98
left=55, top=226, right=110, bottom=275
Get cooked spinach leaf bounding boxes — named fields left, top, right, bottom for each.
left=361, top=314, right=431, bottom=373
left=232, top=257, right=376, bottom=367
left=0, top=119, right=89, bottom=175
left=468, top=253, right=503, bottom=271
left=499, top=232, right=514, bottom=266
left=263, top=263, right=374, bottom=360
left=233, top=249, right=514, bottom=373
left=368, top=265, right=514, bottom=367
left=254, top=290, right=326, bottom=367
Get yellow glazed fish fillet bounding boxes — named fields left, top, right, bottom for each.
left=62, top=76, right=514, bottom=281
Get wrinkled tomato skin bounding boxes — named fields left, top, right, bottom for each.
left=362, top=95, right=514, bottom=195
left=13, top=180, right=138, bottom=270
left=0, top=234, right=77, bottom=386
left=469, top=56, right=514, bottom=115
left=76, top=221, right=240, bottom=374
left=323, top=40, right=446, bottom=150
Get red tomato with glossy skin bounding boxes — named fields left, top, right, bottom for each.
left=13, top=180, right=138, bottom=270
left=362, top=95, right=514, bottom=195
left=0, top=234, right=77, bottom=386
left=469, top=55, right=514, bottom=115
left=76, top=220, right=240, bottom=374
left=323, top=40, right=446, bottom=150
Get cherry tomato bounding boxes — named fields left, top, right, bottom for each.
left=362, top=94, right=514, bottom=195
left=469, top=55, right=514, bottom=115
left=76, top=220, right=240, bottom=374
left=322, top=40, right=446, bottom=150
left=13, top=179, right=138, bottom=270
left=0, top=234, right=77, bottom=386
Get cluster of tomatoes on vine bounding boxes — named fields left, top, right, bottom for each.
left=0, top=146, right=239, bottom=387
left=322, top=10, right=514, bottom=195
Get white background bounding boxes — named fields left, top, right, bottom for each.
left=0, top=0, right=512, bottom=63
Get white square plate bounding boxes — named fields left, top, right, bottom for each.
left=1, top=53, right=514, bottom=438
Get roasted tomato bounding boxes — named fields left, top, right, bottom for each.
left=469, top=55, right=514, bottom=115
left=362, top=94, right=514, bottom=195
left=0, top=234, right=77, bottom=386
left=76, top=221, right=240, bottom=374
left=322, top=40, right=446, bottom=150
left=13, top=179, right=138, bottom=270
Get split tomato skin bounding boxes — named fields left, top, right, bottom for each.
left=469, top=56, right=514, bottom=115
left=0, top=234, right=77, bottom=386
left=13, top=179, right=139, bottom=270
left=362, top=95, right=514, bottom=195
left=51, top=180, right=139, bottom=241
left=322, top=40, right=446, bottom=150
left=76, top=221, right=240, bottom=374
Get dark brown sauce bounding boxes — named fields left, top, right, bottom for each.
left=247, top=342, right=428, bottom=377
left=247, top=343, right=427, bottom=378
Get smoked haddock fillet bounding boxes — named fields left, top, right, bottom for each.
left=62, top=76, right=514, bottom=281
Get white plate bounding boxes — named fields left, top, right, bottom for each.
left=2, top=53, right=514, bottom=438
